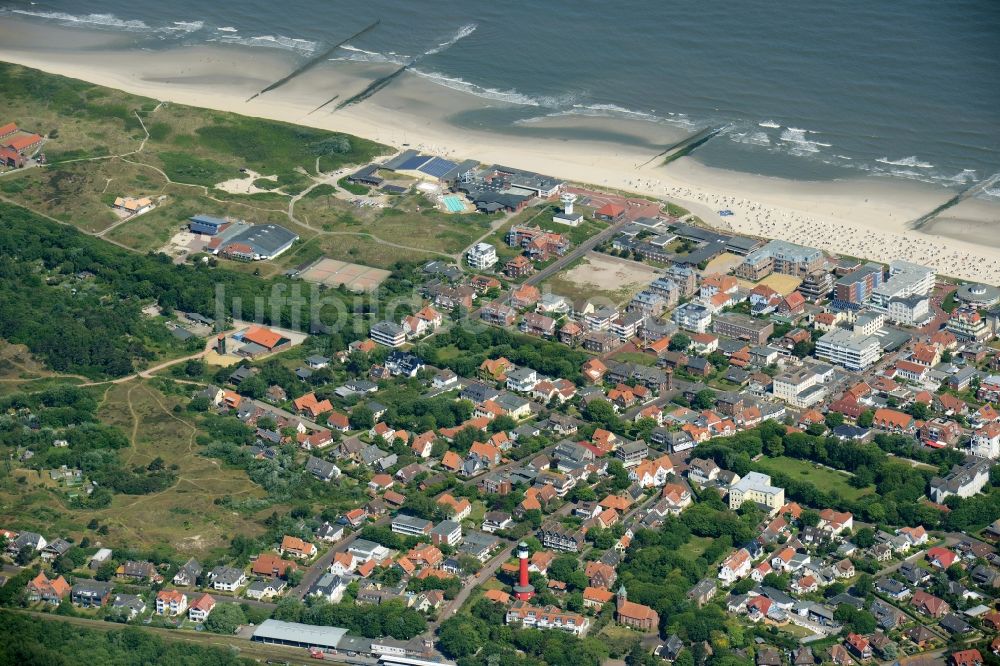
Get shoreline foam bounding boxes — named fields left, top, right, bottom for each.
left=1, top=18, right=999, bottom=283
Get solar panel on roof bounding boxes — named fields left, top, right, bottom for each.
left=418, top=156, right=458, bottom=178
left=397, top=155, right=432, bottom=171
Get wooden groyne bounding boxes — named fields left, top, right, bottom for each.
left=910, top=172, right=1000, bottom=230
left=246, top=20, right=381, bottom=102
left=638, top=124, right=731, bottom=168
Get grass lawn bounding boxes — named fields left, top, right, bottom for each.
left=780, top=623, right=817, bottom=639
left=0, top=342, right=87, bottom=396
left=467, top=500, right=487, bottom=526
left=677, top=535, right=713, bottom=561
left=307, top=233, right=438, bottom=270
left=754, top=456, right=874, bottom=501
left=0, top=159, right=162, bottom=233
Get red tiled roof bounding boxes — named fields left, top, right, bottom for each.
left=6, top=134, right=41, bottom=151
left=596, top=203, right=625, bottom=217
left=243, top=326, right=283, bottom=349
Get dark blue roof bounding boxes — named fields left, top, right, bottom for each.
left=190, top=214, right=226, bottom=227
left=397, top=154, right=432, bottom=171
left=418, top=156, right=458, bottom=178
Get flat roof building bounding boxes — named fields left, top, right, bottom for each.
left=816, top=328, right=881, bottom=371
left=871, top=260, right=935, bottom=309
left=251, top=619, right=348, bottom=650
left=467, top=242, right=498, bottom=270
left=834, top=263, right=883, bottom=305
left=735, top=240, right=824, bottom=280
left=212, top=223, right=298, bottom=261
left=713, top=313, right=774, bottom=345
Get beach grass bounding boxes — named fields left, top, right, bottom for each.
left=296, top=190, right=489, bottom=256
left=337, top=176, right=370, bottom=196
left=0, top=380, right=265, bottom=559
left=0, top=61, right=390, bottom=228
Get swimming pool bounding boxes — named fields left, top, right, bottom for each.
left=442, top=195, right=465, bottom=212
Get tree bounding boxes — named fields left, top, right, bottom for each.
left=857, top=410, right=875, bottom=428
left=824, top=412, right=845, bottom=429
left=792, top=340, right=814, bottom=358
left=762, top=572, right=788, bottom=591
left=350, top=405, right=374, bottom=430
left=204, top=602, right=246, bottom=633
left=607, top=460, right=630, bottom=491
left=95, top=560, right=117, bottom=581
left=187, top=396, right=210, bottom=412
left=669, top=333, right=691, bottom=351
left=15, top=546, right=35, bottom=566
left=585, top=399, right=620, bottom=431
left=437, top=617, right=482, bottom=659
left=548, top=555, right=580, bottom=582
left=908, top=401, right=929, bottom=420
left=853, top=574, right=874, bottom=598
left=799, top=509, right=821, bottom=528
left=853, top=527, right=876, bottom=548
left=692, top=389, right=716, bottom=410
left=490, top=415, right=516, bottom=433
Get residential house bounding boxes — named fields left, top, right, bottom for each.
left=27, top=572, right=70, bottom=605
left=155, top=589, right=188, bottom=616
left=71, top=580, right=114, bottom=608
left=188, top=594, right=216, bottom=623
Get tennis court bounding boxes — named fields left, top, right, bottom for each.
left=442, top=195, right=467, bottom=213
left=297, top=257, right=391, bottom=292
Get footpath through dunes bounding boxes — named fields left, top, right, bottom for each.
left=246, top=19, right=381, bottom=102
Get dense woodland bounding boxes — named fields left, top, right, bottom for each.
left=0, top=204, right=385, bottom=378
left=0, top=612, right=251, bottom=665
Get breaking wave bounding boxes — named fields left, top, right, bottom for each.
left=10, top=9, right=151, bottom=31
left=778, top=127, right=831, bottom=155
left=425, top=23, right=477, bottom=55
left=335, top=45, right=410, bottom=66
left=875, top=156, right=934, bottom=169
left=410, top=69, right=572, bottom=107
left=213, top=33, right=319, bottom=55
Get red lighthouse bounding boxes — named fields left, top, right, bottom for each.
left=513, top=541, right=535, bottom=601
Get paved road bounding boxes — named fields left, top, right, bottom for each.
left=524, top=220, right=631, bottom=287
left=430, top=540, right=517, bottom=630
left=290, top=515, right=392, bottom=600
left=250, top=398, right=325, bottom=431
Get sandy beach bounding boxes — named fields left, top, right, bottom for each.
left=1, top=17, right=999, bottom=283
